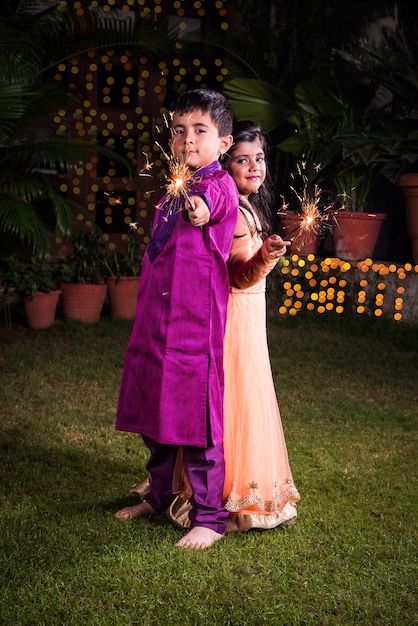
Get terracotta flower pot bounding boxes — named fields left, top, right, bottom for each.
left=279, top=211, right=320, bottom=256
left=107, top=276, right=139, bottom=320
left=24, top=290, right=61, bottom=330
left=60, top=283, right=107, bottom=323
left=331, top=211, right=387, bottom=260
left=397, top=173, right=418, bottom=264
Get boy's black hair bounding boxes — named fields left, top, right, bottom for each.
left=171, top=89, right=234, bottom=137
left=227, top=120, right=274, bottom=236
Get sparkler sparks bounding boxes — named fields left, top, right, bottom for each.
left=139, top=151, right=154, bottom=175
left=288, top=183, right=326, bottom=236
left=278, top=161, right=334, bottom=249
left=133, top=115, right=202, bottom=234
left=155, top=141, right=195, bottom=209
left=337, top=187, right=356, bottom=208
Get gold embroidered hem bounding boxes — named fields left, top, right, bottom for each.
left=227, top=502, right=298, bottom=532
left=165, top=494, right=298, bottom=532
left=224, top=482, right=300, bottom=513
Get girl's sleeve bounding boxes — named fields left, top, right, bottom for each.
left=228, top=211, right=279, bottom=289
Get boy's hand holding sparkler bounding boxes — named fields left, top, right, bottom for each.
left=187, top=195, right=210, bottom=228
left=264, top=234, right=291, bottom=260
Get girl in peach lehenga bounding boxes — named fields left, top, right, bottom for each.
left=208, top=121, right=300, bottom=530
left=130, top=121, right=300, bottom=532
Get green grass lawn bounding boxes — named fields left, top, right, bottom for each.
left=0, top=310, right=417, bottom=626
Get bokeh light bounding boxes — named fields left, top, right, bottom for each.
left=272, top=255, right=418, bottom=322
left=52, top=0, right=230, bottom=256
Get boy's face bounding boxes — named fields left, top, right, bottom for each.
left=169, top=109, right=232, bottom=170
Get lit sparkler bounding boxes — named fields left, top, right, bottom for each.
left=278, top=161, right=334, bottom=247
left=134, top=114, right=200, bottom=227
left=155, top=141, right=195, bottom=209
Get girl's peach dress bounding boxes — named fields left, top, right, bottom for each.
left=219, top=200, right=300, bottom=530
left=166, top=199, right=300, bottom=531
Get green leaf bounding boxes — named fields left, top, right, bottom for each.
left=224, top=78, right=294, bottom=132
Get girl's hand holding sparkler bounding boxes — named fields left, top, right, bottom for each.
left=264, top=234, right=291, bottom=260
left=187, top=195, right=210, bottom=228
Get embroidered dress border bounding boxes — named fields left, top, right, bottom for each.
left=224, top=482, right=300, bottom=513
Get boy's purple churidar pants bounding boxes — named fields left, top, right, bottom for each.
left=142, top=435, right=228, bottom=535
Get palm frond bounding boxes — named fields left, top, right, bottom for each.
left=224, top=78, right=294, bottom=132
left=1, top=1, right=176, bottom=81
left=0, top=194, right=50, bottom=253
left=0, top=1, right=175, bottom=253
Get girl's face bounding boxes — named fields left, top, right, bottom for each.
left=169, top=109, right=232, bottom=170
left=227, top=139, right=266, bottom=197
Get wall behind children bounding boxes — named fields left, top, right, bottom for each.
left=52, top=0, right=232, bottom=257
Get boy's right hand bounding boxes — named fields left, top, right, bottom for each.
left=187, top=195, right=210, bottom=227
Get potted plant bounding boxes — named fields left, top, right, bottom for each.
left=221, top=12, right=417, bottom=261
left=274, top=81, right=390, bottom=260
left=333, top=25, right=418, bottom=262
left=225, top=72, right=390, bottom=260
left=104, top=237, right=141, bottom=320
left=0, top=254, right=61, bottom=329
left=58, top=230, right=108, bottom=323
left=327, top=167, right=388, bottom=261
left=397, top=173, right=418, bottom=263
left=0, top=1, right=176, bottom=256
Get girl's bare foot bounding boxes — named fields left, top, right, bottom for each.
left=175, top=526, right=223, bottom=549
left=114, top=501, right=156, bottom=520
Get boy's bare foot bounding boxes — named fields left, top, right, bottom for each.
left=175, top=526, right=223, bottom=549
left=114, top=501, right=156, bottom=520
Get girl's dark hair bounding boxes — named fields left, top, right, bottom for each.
left=226, top=120, right=274, bottom=236
left=171, top=89, right=234, bottom=137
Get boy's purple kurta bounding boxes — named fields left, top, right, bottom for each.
left=116, top=161, right=238, bottom=448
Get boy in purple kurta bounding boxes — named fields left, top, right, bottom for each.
left=114, top=89, right=238, bottom=549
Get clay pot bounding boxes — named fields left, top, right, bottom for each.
left=331, top=211, right=387, bottom=260
left=279, top=211, right=320, bottom=256
left=60, top=283, right=107, bottom=323
left=397, top=173, right=418, bottom=264
left=107, top=276, right=139, bottom=320
left=24, top=290, right=61, bottom=330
